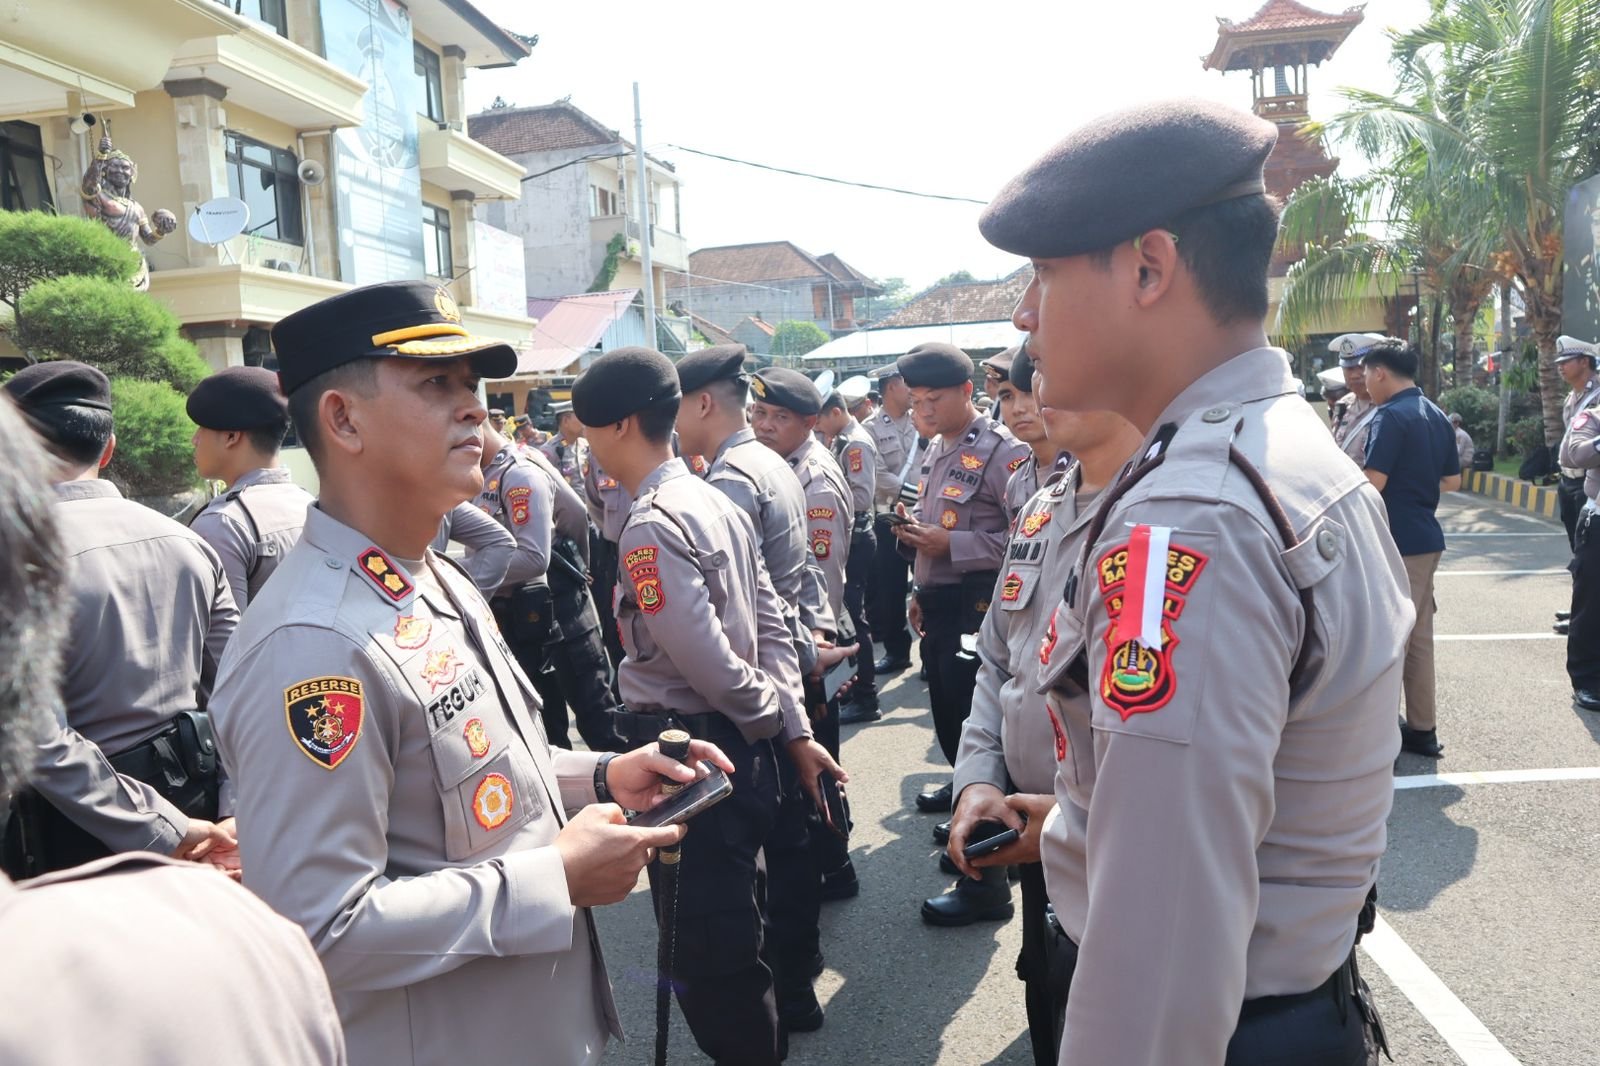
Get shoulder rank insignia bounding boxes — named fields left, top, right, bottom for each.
left=1095, top=525, right=1209, bottom=720
left=358, top=547, right=412, bottom=603
left=1008, top=455, right=1026, bottom=472
left=285, top=677, right=364, bottom=770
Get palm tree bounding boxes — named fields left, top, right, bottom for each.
left=1329, top=0, right=1600, bottom=443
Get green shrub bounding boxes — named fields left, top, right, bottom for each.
left=770, top=320, right=830, bottom=359
left=0, top=212, right=140, bottom=314
left=1505, top=415, right=1546, bottom=458
left=17, top=276, right=191, bottom=380
left=1437, top=385, right=1497, bottom=442
left=104, top=377, right=197, bottom=497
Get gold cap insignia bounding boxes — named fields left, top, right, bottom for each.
left=435, top=286, right=462, bottom=324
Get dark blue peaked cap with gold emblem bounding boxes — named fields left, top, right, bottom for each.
left=271, top=280, right=518, bottom=396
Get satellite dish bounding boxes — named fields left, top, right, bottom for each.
left=296, top=159, right=326, bottom=186
left=188, top=197, right=250, bottom=245
left=813, top=370, right=835, bottom=394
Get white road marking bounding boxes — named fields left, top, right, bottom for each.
left=1394, top=766, right=1600, bottom=790
left=1436, top=633, right=1562, bottom=642
left=1441, top=532, right=1566, bottom=538
left=1360, top=916, right=1523, bottom=1066
left=1436, top=569, right=1567, bottom=576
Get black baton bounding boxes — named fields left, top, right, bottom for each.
left=654, top=728, right=692, bottom=1066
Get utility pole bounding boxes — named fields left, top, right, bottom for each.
left=1497, top=283, right=1511, bottom=456
left=633, top=83, right=656, bottom=352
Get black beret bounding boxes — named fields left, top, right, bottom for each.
left=982, top=345, right=1019, bottom=380
left=897, top=342, right=974, bottom=388
left=979, top=99, right=1278, bottom=258
left=271, top=280, right=518, bottom=396
left=571, top=347, right=681, bottom=427
left=676, top=344, right=748, bottom=393
left=185, top=366, right=288, bottom=431
left=3, top=360, right=112, bottom=412
left=748, top=367, right=822, bottom=416
left=1010, top=345, right=1036, bottom=393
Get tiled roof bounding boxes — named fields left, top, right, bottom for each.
left=1222, top=0, right=1365, bottom=32
left=685, top=311, right=737, bottom=346
left=875, top=267, right=1032, bottom=329
left=685, top=242, right=880, bottom=292
left=469, top=101, right=620, bottom=156
left=739, top=315, right=776, bottom=337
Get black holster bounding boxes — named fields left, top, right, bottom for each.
left=960, top=569, right=1000, bottom=633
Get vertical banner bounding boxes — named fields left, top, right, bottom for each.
left=1564, top=173, right=1600, bottom=344
left=472, top=221, right=529, bottom=316
left=321, top=0, right=425, bottom=284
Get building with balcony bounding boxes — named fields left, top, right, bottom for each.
left=665, top=241, right=883, bottom=340
left=469, top=100, right=687, bottom=309
left=0, top=0, right=537, bottom=372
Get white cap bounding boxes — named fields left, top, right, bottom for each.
left=1555, top=335, right=1598, bottom=362
left=1327, top=332, right=1389, bottom=367
left=837, top=375, right=872, bottom=403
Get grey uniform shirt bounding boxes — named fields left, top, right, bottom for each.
left=432, top=502, right=516, bottom=594
left=1559, top=406, right=1600, bottom=500
left=1331, top=392, right=1378, bottom=464
left=478, top=445, right=554, bottom=592
left=833, top=417, right=879, bottom=516
left=1560, top=377, right=1600, bottom=479
left=867, top=408, right=918, bottom=507
left=1036, top=347, right=1411, bottom=1066
left=707, top=427, right=824, bottom=672
left=1002, top=451, right=1075, bottom=525
left=0, top=853, right=347, bottom=1065
left=56, top=479, right=240, bottom=810
left=615, top=458, right=806, bottom=743
left=956, top=468, right=1096, bottom=801
left=212, top=505, right=616, bottom=1066
left=584, top=458, right=632, bottom=544
left=909, top=413, right=1028, bottom=587
left=189, top=466, right=313, bottom=611
left=540, top=435, right=590, bottom=495
left=788, top=436, right=853, bottom=630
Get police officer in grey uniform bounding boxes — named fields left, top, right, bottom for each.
left=941, top=352, right=1146, bottom=1060
left=892, top=343, right=1028, bottom=819
left=1557, top=387, right=1600, bottom=708
left=188, top=365, right=314, bottom=611
left=0, top=405, right=346, bottom=1065
left=672, top=346, right=846, bottom=1034
left=432, top=499, right=516, bottom=594
left=1, top=362, right=241, bottom=878
left=211, top=282, right=719, bottom=1066
left=541, top=401, right=590, bottom=495
left=1555, top=336, right=1600, bottom=556
left=819, top=382, right=882, bottom=722
left=1328, top=333, right=1386, bottom=464
left=574, top=346, right=822, bottom=1065
left=866, top=361, right=921, bottom=673
left=996, top=346, right=1073, bottom=521
left=986, top=98, right=1404, bottom=1065
left=479, top=425, right=620, bottom=752
left=751, top=368, right=863, bottom=908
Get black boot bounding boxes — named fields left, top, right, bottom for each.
left=915, top=782, right=953, bottom=812
left=874, top=653, right=912, bottom=673
left=921, top=867, right=1013, bottom=927
left=837, top=692, right=881, bottom=725
left=1399, top=723, right=1444, bottom=757
left=932, top=820, right=950, bottom=846
left=819, top=862, right=860, bottom=902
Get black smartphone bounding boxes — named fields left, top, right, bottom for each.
left=817, top=773, right=849, bottom=840
left=881, top=511, right=915, bottom=527
left=627, top=763, right=733, bottom=828
left=823, top=656, right=856, bottom=702
left=962, top=818, right=1022, bottom=861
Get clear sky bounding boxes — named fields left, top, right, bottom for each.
left=466, top=0, right=1433, bottom=291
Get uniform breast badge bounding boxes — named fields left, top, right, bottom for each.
left=1095, top=525, right=1208, bottom=720
left=472, top=772, right=514, bottom=830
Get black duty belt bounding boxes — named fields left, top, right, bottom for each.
left=612, top=708, right=748, bottom=746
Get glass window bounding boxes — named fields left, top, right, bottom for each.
left=0, top=122, right=54, bottom=213
left=224, top=132, right=302, bottom=244
left=423, top=203, right=452, bottom=279
left=232, top=0, right=287, bottom=37
left=414, top=43, right=445, bottom=124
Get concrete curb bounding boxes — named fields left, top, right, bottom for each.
left=1464, top=469, right=1558, bottom=519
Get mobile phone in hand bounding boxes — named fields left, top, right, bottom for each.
left=627, top=763, right=732, bottom=828
left=817, top=773, right=849, bottom=840
left=961, top=817, right=1022, bottom=861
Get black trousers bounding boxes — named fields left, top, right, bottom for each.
left=648, top=731, right=783, bottom=1066
left=763, top=743, right=824, bottom=1018
left=918, top=587, right=983, bottom=766
left=1016, top=863, right=1056, bottom=1066
left=1568, top=506, right=1600, bottom=691
left=807, top=696, right=851, bottom=878
left=498, top=584, right=620, bottom=752
left=1560, top=477, right=1587, bottom=552
left=844, top=525, right=877, bottom=697
left=1050, top=933, right=1374, bottom=1065
left=872, top=515, right=912, bottom=660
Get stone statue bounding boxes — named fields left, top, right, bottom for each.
left=81, top=133, right=177, bottom=290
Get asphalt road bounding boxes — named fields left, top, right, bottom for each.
left=598, top=491, right=1596, bottom=1065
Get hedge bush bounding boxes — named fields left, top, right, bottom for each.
left=1437, top=385, right=1498, bottom=443
left=104, top=377, right=197, bottom=497
left=0, top=212, right=139, bottom=315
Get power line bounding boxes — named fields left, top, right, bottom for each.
left=662, top=144, right=987, bottom=204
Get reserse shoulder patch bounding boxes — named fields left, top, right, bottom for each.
left=285, top=676, right=364, bottom=770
